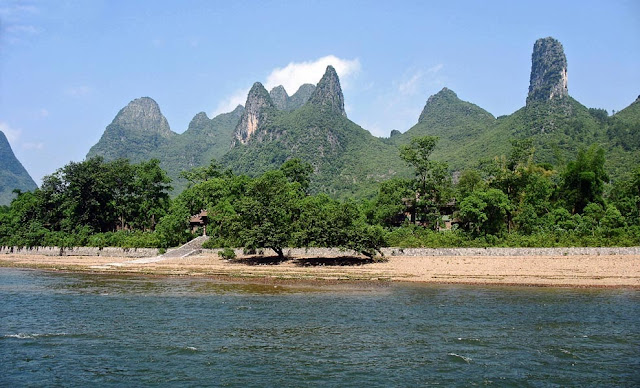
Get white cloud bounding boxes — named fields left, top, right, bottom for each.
left=65, top=85, right=92, bottom=97
left=39, top=108, right=49, bottom=118
left=395, top=64, right=444, bottom=96
left=398, top=72, right=424, bottom=95
left=0, top=4, right=39, bottom=19
left=22, top=142, right=44, bottom=150
left=212, top=55, right=361, bottom=117
left=6, top=24, right=40, bottom=34
left=0, top=121, right=22, bottom=143
left=265, top=55, right=361, bottom=94
left=211, top=87, right=249, bottom=117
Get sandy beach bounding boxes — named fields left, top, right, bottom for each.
left=1, top=251, right=639, bottom=288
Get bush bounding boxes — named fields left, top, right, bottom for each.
left=218, top=248, right=236, bottom=260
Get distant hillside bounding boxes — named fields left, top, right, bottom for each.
left=224, top=66, right=407, bottom=198
left=87, top=97, right=176, bottom=162
left=397, top=37, right=639, bottom=179
left=85, top=36, right=640, bottom=198
left=152, top=105, right=244, bottom=192
left=0, top=131, right=38, bottom=205
left=397, top=87, right=496, bottom=171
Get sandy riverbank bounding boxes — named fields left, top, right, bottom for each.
left=1, top=252, right=639, bottom=288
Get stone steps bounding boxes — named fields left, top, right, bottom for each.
left=90, top=236, right=210, bottom=269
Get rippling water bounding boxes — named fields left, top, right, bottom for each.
left=1, top=268, right=639, bottom=386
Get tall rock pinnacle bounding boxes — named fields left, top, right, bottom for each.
left=308, top=65, right=346, bottom=117
left=234, top=82, right=275, bottom=145
left=527, top=37, right=568, bottom=104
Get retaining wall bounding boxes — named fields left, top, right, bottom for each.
left=0, top=246, right=160, bottom=258
left=201, top=246, right=640, bottom=258
left=2, top=245, right=638, bottom=259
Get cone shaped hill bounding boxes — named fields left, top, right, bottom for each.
left=0, top=131, right=38, bottom=205
left=85, top=37, right=639, bottom=198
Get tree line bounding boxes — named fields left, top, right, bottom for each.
left=1, top=137, right=638, bottom=254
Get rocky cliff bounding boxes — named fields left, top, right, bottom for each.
left=307, top=66, right=346, bottom=117
left=233, top=82, right=276, bottom=145
left=527, top=37, right=568, bottom=104
left=269, top=84, right=316, bottom=112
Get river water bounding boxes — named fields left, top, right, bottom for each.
left=1, top=268, right=638, bottom=386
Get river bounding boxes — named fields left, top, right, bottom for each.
left=1, top=268, right=638, bottom=386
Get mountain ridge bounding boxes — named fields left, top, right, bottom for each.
left=82, top=37, right=639, bottom=198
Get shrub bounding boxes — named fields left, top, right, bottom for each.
left=218, top=248, right=236, bottom=260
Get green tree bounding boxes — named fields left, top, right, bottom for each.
left=458, top=188, right=511, bottom=236
left=560, top=145, right=608, bottom=214
left=399, top=136, right=453, bottom=228
left=280, top=158, right=313, bottom=193
left=294, top=195, right=384, bottom=258
left=371, top=178, right=414, bottom=226
left=232, top=170, right=303, bottom=258
left=179, top=159, right=226, bottom=187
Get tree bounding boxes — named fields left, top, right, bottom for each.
left=458, top=188, right=511, bottom=236
left=399, top=136, right=438, bottom=196
left=294, top=195, right=384, bottom=258
left=371, top=178, right=414, bottom=226
left=179, top=159, right=226, bottom=187
left=399, top=136, right=453, bottom=228
left=132, top=159, right=172, bottom=230
left=232, top=170, right=303, bottom=258
left=560, top=145, right=608, bottom=214
left=280, top=158, right=313, bottom=193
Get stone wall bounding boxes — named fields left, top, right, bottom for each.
left=2, top=245, right=638, bottom=259
left=201, top=246, right=640, bottom=258
left=380, top=247, right=640, bottom=257
left=0, top=246, right=160, bottom=258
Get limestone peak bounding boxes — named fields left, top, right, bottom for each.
left=269, top=85, right=289, bottom=110
left=527, top=37, right=568, bottom=104
left=233, top=82, right=275, bottom=145
left=308, top=65, right=346, bottom=117
left=112, top=97, right=172, bottom=136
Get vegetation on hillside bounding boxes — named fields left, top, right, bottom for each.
left=0, top=131, right=38, bottom=206
left=1, top=139, right=638, bottom=253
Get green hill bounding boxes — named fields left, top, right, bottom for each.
left=87, top=97, right=176, bottom=162
left=224, top=66, right=408, bottom=198
left=85, top=37, right=639, bottom=198
left=0, top=131, right=38, bottom=205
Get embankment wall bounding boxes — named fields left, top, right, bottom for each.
left=0, top=246, right=160, bottom=258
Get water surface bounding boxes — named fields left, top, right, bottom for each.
left=1, top=268, right=638, bottom=386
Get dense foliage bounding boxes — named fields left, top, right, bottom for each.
left=1, top=141, right=638, bottom=253
left=0, top=157, right=170, bottom=247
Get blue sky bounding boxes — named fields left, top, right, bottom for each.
left=1, top=0, right=638, bottom=184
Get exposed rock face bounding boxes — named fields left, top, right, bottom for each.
left=527, top=37, right=568, bottom=104
left=233, top=82, right=275, bottom=145
left=111, top=97, right=173, bottom=136
left=288, top=84, right=316, bottom=110
left=269, top=84, right=316, bottom=111
left=269, top=86, right=289, bottom=110
left=308, top=66, right=346, bottom=117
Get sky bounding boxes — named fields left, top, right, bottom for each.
left=1, top=0, right=638, bottom=184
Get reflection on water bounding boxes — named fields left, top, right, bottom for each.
left=1, top=268, right=639, bottom=387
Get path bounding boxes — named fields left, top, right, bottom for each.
left=90, top=236, right=210, bottom=269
